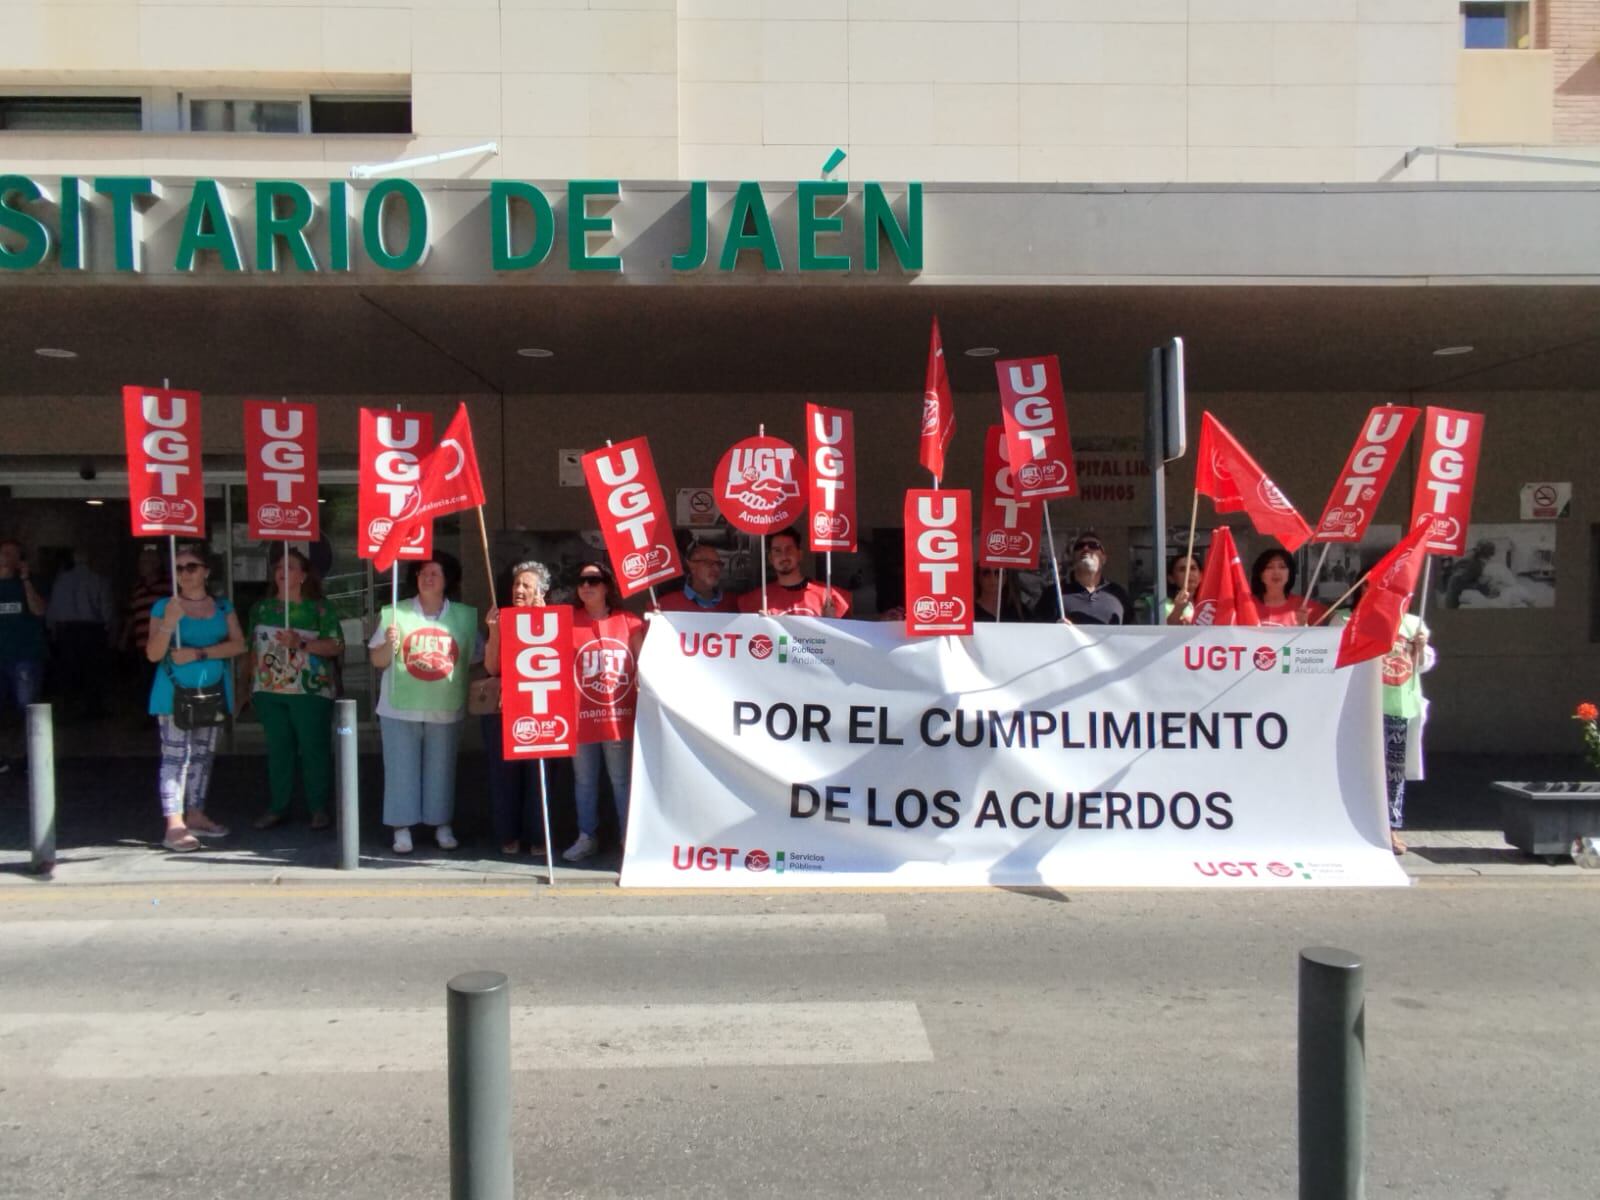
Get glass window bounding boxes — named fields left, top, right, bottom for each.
left=0, top=96, right=142, bottom=131
left=310, top=96, right=411, bottom=135
left=1462, top=2, right=1530, bottom=49
left=189, top=98, right=303, bottom=133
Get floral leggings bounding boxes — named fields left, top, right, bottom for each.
left=1382, top=714, right=1408, bottom=830
left=158, top=715, right=221, bottom=819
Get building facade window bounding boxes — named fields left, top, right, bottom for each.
left=0, top=96, right=142, bottom=131
left=309, top=95, right=411, bottom=135
left=1461, top=1, right=1532, bottom=49
left=182, top=93, right=411, bottom=135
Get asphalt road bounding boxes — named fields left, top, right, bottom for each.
left=2, top=881, right=1597, bottom=1199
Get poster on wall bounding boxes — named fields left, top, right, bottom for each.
left=1433, top=524, right=1555, bottom=609
left=1306, top=526, right=1402, bottom=607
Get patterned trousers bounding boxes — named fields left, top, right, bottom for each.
left=158, top=715, right=221, bottom=818
left=1383, top=713, right=1408, bottom=830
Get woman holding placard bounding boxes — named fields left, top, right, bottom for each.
left=367, top=553, right=477, bottom=855
left=564, top=561, right=645, bottom=863
left=248, top=546, right=344, bottom=832
left=481, top=560, right=562, bottom=857
left=144, top=545, right=246, bottom=853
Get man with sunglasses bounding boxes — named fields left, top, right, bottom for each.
left=1034, top=530, right=1134, bottom=625
left=657, top=541, right=741, bottom=613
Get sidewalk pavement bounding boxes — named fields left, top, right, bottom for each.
left=2, top=751, right=1597, bottom=887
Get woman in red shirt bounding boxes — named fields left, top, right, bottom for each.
left=564, top=562, right=646, bottom=863
left=1250, top=549, right=1327, bottom=626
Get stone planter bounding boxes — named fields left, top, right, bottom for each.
left=1493, top=781, right=1600, bottom=860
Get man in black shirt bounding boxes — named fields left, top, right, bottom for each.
left=1034, top=530, right=1134, bottom=625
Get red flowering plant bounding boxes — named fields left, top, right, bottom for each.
left=1575, top=702, right=1600, bottom=772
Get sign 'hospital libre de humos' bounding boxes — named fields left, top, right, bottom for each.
left=0, top=176, right=923, bottom=276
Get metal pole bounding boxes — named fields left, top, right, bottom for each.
left=1415, top=558, right=1434, bottom=620
left=1041, top=504, right=1066, bottom=620
left=1299, top=947, right=1366, bottom=1200
left=27, top=704, right=55, bottom=875
left=1145, top=346, right=1167, bottom=625
left=336, top=698, right=359, bottom=871
left=537, top=760, right=556, bottom=887
left=448, top=970, right=514, bottom=1200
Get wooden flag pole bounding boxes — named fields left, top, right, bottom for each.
left=1183, top=489, right=1200, bottom=584
left=1314, top=568, right=1374, bottom=626
left=1299, top=543, right=1332, bottom=617
left=474, top=505, right=496, bottom=603
left=1041, top=504, right=1066, bottom=621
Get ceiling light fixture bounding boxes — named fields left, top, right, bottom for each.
left=1432, top=345, right=1475, bottom=357
left=963, top=346, right=1000, bottom=358
left=34, top=347, right=77, bottom=359
left=85, top=498, right=105, bottom=506
left=517, top=347, right=554, bottom=359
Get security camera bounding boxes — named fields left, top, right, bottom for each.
left=78, top=459, right=97, bottom=481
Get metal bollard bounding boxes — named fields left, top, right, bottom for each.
left=1298, top=947, right=1366, bottom=1200
left=447, top=971, right=514, bottom=1200
left=335, top=699, right=359, bottom=871
left=27, top=704, right=55, bottom=875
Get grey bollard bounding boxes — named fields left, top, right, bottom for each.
left=1299, top=947, right=1366, bottom=1200
left=335, top=699, right=359, bottom=871
left=27, top=704, right=55, bottom=875
left=448, top=971, right=514, bottom=1200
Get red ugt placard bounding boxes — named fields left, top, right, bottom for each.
left=978, top=425, right=1042, bottom=568
left=358, top=408, right=433, bottom=562
left=123, top=385, right=205, bottom=537
left=500, top=606, right=578, bottom=759
left=807, top=404, right=856, bottom=552
left=904, top=489, right=973, bottom=637
left=582, top=437, right=682, bottom=597
left=1314, top=405, right=1419, bottom=544
left=996, top=356, right=1077, bottom=500
left=244, top=400, right=319, bottom=541
left=1409, top=406, right=1485, bottom=556
left=715, top=434, right=805, bottom=535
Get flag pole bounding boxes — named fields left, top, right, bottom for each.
left=1416, top=558, right=1434, bottom=620
left=473, top=505, right=496, bottom=603
left=1041, top=504, right=1066, bottom=621
left=162, top=378, right=181, bottom=651
left=1299, top=543, right=1331, bottom=617
left=758, top=424, right=768, bottom=614
left=996, top=568, right=1005, bottom=622
left=1184, top=489, right=1200, bottom=583
left=281, top=396, right=291, bottom=636
left=1314, top=569, right=1374, bottom=626
left=537, top=760, right=556, bottom=888
left=825, top=552, right=832, bottom=607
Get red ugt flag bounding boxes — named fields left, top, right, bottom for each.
left=919, top=316, right=954, bottom=480
left=374, top=402, right=486, bottom=572
left=1336, top=520, right=1431, bottom=669
left=1194, top=413, right=1312, bottom=552
left=1191, top=527, right=1260, bottom=628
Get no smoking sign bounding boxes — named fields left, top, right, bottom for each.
left=1520, top=481, right=1571, bottom=520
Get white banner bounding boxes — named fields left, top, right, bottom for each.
left=622, top=615, right=1407, bottom=889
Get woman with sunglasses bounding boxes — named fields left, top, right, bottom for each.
left=565, top=561, right=645, bottom=863
left=367, top=554, right=478, bottom=855
left=144, top=546, right=246, bottom=853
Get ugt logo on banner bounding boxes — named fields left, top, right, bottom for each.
left=244, top=400, right=318, bottom=541
left=123, top=385, right=205, bottom=537
left=358, top=408, right=433, bottom=561
left=1314, top=406, right=1418, bottom=543
left=1409, top=406, right=1485, bottom=556
left=806, top=404, right=856, bottom=552
left=581, top=438, right=682, bottom=596
left=500, top=605, right=578, bottom=759
left=978, top=425, right=1041, bottom=568
left=905, top=489, right=973, bottom=637
left=996, top=356, right=1077, bottom=500
left=715, top=434, right=805, bottom=534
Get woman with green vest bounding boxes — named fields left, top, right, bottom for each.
left=248, top=547, right=345, bottom=832
left=367, top=554, right=478, bottom=855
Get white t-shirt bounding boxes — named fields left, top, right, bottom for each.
left=367, top=597, right=484, bottom=725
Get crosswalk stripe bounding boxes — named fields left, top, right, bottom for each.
left=0, top=1001, right=934, bottom=1078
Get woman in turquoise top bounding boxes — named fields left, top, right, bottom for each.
left=144, top=545, right=246, bottom=853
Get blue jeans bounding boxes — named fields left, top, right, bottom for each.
left=0, top=659, right=42, bottom=714
left=481, top=712, right=560, bottom=849
left=574, top=739, right=631, bottom=839
left=380, top=716, right=462, bottom=829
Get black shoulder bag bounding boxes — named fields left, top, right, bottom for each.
left=163, top=654, right=228, bottom=731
